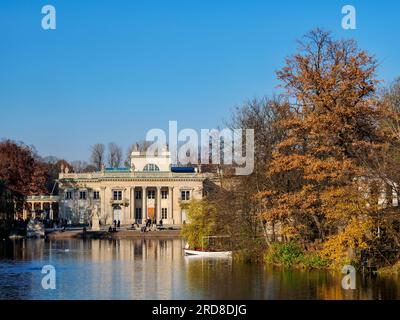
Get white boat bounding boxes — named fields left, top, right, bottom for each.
left=184, top=238, right=232, bottom=258
left=8, top=233, right=24, bottom=240
left=184, top=248, right=232, bottom=258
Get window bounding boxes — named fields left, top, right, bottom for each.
left=135, top=190, right=142, bottom=199
left=79, top=191, right=86, bottom=200
left=147, top=190, right=155, bottom=199
left=161, top=190, right=168, bottom=199
left=135, top=208, right=142, bottom=220
left=113, top=190, right=122, bottom=201
left=181, top=190, right=190, bottom=201
left=143, top=163, right=160, bottom=172
left=161, top=208, right=168, bottom=219
left=65, top=191, right=72, bottom=200
left=93, top=191, right=100, bottom=200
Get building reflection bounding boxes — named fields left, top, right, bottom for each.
left=56, top=238, right=186, bottom=299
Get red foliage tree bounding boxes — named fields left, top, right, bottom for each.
left=0, top=140, right=48, bottom=201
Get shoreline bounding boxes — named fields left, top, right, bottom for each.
left=45, top=229, right=182, bottom=240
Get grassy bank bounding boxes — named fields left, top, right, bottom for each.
left=233, top=241, right=330, bottom=270
left=263, top=241, right=329, bottom=270
left=235, top=240, right=400, bottom=273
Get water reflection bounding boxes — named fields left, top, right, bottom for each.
left=0, top=238, right=399, bottom=300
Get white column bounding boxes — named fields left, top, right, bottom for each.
left=130, top=187, right=135, bottom=222
left=122, top=190, right=126, bottom=224
left=169, top=187, right=174, bottom=224
left=49, top=203, right=54, bottom=220
left=105, top=187, right=114, bottom=225
left=157, top=186, right=161, bottom=223
left=32, top=203, right=36, bottom=219
left=142, top=186, right=147, bottom=223
left=100, top=187, right=106, bottom=223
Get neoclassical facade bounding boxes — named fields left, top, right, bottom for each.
left=58, top=148, right=211, bottom=226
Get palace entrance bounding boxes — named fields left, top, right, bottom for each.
left=113, top=205, right=122, bottom=222
left=147, top=207, right=155, bottom=220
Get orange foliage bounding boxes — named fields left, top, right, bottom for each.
left=257, top=29, right=390, bottom=264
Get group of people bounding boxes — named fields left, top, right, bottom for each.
left=140, top=218, right=163, bottom=232
left=108, top=219, right=121, bottom=233
left=107, top=218, right=164, bottom=233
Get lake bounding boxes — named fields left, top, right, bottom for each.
left=0, top=238, right=399, bottom=300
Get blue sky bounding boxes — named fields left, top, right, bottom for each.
left=0, top=0, right=399, bottom=162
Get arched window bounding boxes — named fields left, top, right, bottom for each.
left=143, top=163, right=160, bottom=172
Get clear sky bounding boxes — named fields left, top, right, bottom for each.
left=0, top=0, right=399, bottom=162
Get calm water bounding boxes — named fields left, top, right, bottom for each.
left=0, top=238, right=399, bottom=300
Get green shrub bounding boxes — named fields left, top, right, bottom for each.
left=265, top=241, right=304, bottom=267
left=264, top=241, right=329, bottom=269
left=299, top=253, right=329, bottom=269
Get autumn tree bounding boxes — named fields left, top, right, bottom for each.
left=0, top=140, right=48, bottom=218
left=257, top=29, right=388, bottom=265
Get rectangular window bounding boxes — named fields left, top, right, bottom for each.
left=181, top=190, right=190, bottom=201
left=113, top=190, right=122, bottom=201
left=93, top=191, right=100, bottom=200
left=161, top=190, right=168, bottom=199
left=147, top=190, right=155, bottom=199
left=79, top=191, right=86, bottom=200
left=65, top=191, right=72, bottom=200
left=161, top=208, right=168, bottom=219
left=135, top=190, right=142, bottom=199
left=135, top=208, right=142, bottom=220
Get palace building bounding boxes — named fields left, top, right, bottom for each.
left=56, top=146, right=212, bottom=226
